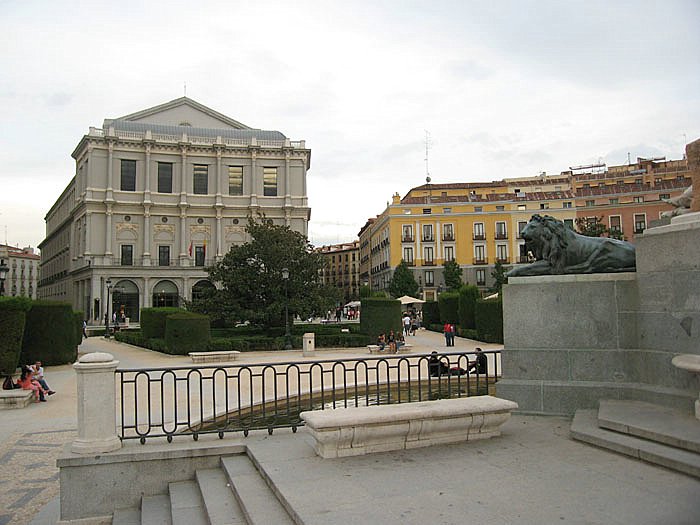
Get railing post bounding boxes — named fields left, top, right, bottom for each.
left=71, top=352, right=122, bottom=454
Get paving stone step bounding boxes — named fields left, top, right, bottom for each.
left=221, top=455, right=294, bottom=525
left=195, top=467, right=246, bottom=525
left=169, top=480, right=208, bottom=525
left=112, top=507, right=141, bottom=525
left=597, top=399, right=700, bottom=453
left=571, top=409, right=700, bottom=479
left=141, top=494, right=172, bottom=525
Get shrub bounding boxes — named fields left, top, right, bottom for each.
left=438, top=292, right=459, bottom=325
left=73, top=311, right=84, bottom=348
left=140, top=307, right=184, bottom=339
left=475, top=299, right=503, bottom=343
left=458, top=285, right=481, bottom=329
left=0, top=297, right=32, bottom=376
left=458, top=328, right=479, bottom=340
left=359, top=297, right=402, bottom=341
left=164, top=312, right=211, bottom=355
left=114, top=330, right=147, bottom=347
left=21, top=301, right=78, bottom=366
left=422, top=301, right=440, bottom=326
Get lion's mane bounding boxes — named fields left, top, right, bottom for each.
left=524, top=214, right=570, bottom=274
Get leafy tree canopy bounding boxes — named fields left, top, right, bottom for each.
left=194, top=217, right=335, bottom=328
left=443, top=259, right=463, bottom=291
left=489, top=260, right=510, bottom=293
left=575, top=216, right=624, bottom=240
left=388, top=260, right=420, bottom=298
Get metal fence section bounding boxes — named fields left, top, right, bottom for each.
left=116, top=350, right=500, bottom=444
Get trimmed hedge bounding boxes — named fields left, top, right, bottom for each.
left=140, top=307, right=184, bottom=339
left=164, top=312, right=211, bottom=355
left=21, top=301, right=78, bottom=366
left=438, top=292, right=459, bottom=325
left=360, top=297, right=402, bottom=341
left=0, top=297, right=32, bottom=375
left=422, top=301, right=440, bottom=326
left=475, top=299, right=503, bottom=343
left=458, top=285, right=480, bottom=330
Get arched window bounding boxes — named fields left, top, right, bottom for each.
left=113, top=280, right=140, bottom=322
left=192, top=280, right=215, bottom=301
left=152, top=280, right=179, bottom=308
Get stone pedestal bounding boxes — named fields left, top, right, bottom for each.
left=303, top=332, right=316, bottom=357
left=71, top=352, right=122, bottom=454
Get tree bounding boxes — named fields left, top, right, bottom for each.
left=443, top=259, right=463, bottom=291
left=388, top=260, right=420, bottom=298
left=489, top=261, right=510, bottom=293
left=200, top=217, right=332, bottom=328
left=575, top=216, right=625, bottom=241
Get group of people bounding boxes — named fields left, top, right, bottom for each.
left=376, top=329, right=406, bottom=353
left=428, top=348, right=488, bottom=377
left=443, top=322, right=457, bottom=346
left=402, top=311, right=421, bottom=336
left=6, top=361, right=56, bottom=402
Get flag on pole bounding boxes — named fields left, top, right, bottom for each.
left=188, top=241, right=192, bottom=257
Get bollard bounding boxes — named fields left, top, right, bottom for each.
left=303, top=332, right=316, bottom=357
left=71, top=352, right=122, bottom=454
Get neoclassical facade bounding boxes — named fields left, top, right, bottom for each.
left=38, top=97, right=311, bottom=323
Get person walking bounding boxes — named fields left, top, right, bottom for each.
left=443, top=322, right=451, bottom=346
left=403, top=314, right=411, bottom=336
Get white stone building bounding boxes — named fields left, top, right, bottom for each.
left=0, top=244, right=41, bottom=299
left=38, top=97, right=311, bottom=323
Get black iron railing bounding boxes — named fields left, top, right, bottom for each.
left=116, top=351, right=500, bottom=444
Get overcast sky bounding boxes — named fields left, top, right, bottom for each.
left=1, top=0, right=698, bottom=250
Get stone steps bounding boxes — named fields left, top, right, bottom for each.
left=113, top=452, right=294, bottom=525
left=571, top=405, right=700, bottom=479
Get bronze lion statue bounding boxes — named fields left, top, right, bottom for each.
left=506, top=214, right=636, bottom=277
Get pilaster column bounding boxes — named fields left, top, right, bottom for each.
left=84, top=211, right=92, bottom=256
left=143, top=142, right=152, bottom=201
left=216, top=209, right=223, bottom=258
left=143, top=206, right=151, bottom=265
left=71, top=352, right=121, bottom=454
left=249, top=150, right=258, bottom=210
left=179, top=145, right=188, bottom=203
left=105, top=205, right=113, bottom=257
left=106, top=140, right=115, bottom=202
left=215, top=147, right=223, bottom=205
left=179, top=206, right=188, bottom=262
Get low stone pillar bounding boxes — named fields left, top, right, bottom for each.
left=72, top=352, right=122, bottom=454
left=303, top=332, right=316, bottom=357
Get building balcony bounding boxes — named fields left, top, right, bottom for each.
left=473, top=257, right=488, bottom=265
left=495, top=232, right=508, bottom=240
left=402, top=236, right=414, bottom=243
left=496, top=257, right=510, bottom=264
left=405, top=260, right=415, bottom=266
left=422, top=236, right=434, bottom=242
left=422, top=260, right=436, bottom=266
left=473, top=234, right=485, bottom=240
left=518, top=256, right=530, bottom=264
left=442, top=234, right=454, bottom=242
left=476, top=279, right=486, bottom=286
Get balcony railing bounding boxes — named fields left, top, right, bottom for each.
left=473, top=234, right=485, bottom=240
left=116, top=351, right=500, bottom=443
left=496, top=257, right=510, bottom=264
left=495, top=232, right=508, bottom=240
left=442, top=234, right=454, bottom=241
left=422, top=236, right=434, bottom=242
left=402, top=236, right=414, bottom=243
left=422, top=260, right=436, bottom=266
left=473, top=257, right=488, bottom=265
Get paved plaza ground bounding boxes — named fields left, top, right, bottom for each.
left=2, top=329, right=698, bottom=524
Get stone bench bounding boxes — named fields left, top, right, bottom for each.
left=367, top=344, right=413, bottom=354
left=300, top=395, right=518, bottom=458
left=397, top=344, right=414, bottom=352
left=671, top=354, right=700, bottom=420
left=0, top=389, right=35, bottom=409
left=367, top=345, right=383, bottom=354
left=189, top=351, right=241, bottom=364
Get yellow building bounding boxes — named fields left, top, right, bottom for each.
left=359, top=176, right=576, bottom=298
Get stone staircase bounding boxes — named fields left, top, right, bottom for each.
left=571, top=399, right=700, bottom=479
left=112, top=452, right=295, bottom=525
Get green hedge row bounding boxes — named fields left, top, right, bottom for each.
left=0, top=297, right=32, bottom=375
left=438, top=292, right=459, bottom=324
left=164, top=312, right=211, bottom=355
left=422, top=301, right=440, bottom=326
left=458, top=285, right=480, bottom=329
left=140, top=307, right=184, bottom=339
left=21, top=301, right=79, bottom=366
left=210, top=323, right=361, bottom=338
left=360, top=297, right=402, bottom=340
left=475, top=299, right=503, bottom=343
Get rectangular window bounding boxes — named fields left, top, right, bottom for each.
left=609, top=216, right=622, bottom=233
left=158, top=245, right=170, bottom=266
left=635, top=178, right=643, bottom=185
left=403, top=247, right=414, bottom=264
left=443, top=223, right=454, bottom=241
left=474, top=245, right=485, bottom=263
left=518, top=221, right=527, bottom=238
left=634, top=214, right=646, bottom=233
left=228, top=166, right=243, bottom=195
left=677, top=175, right=685, bottom=181
left=564, top=219, right=574, bottom=230
left=497, top=244, right=508, bottom=262
left=121, top=245, right=133, bottom=266
left=654, top=177, right=662, bottom=184
left=444, top=246, right=454, bottom=262
left=195, top=245, right=206, bottom=267
left=403, top=209, right=411, bottom=214
left=517, top=204, right=526, bottom=210
left=422, top=224, right=433, bottom=241
left=476, top=269, right=486, bottom=286
left=540, top=203, right=550, bottom=210
left=425, top=270, right=434, bottom=286
left=496, top=205, right=505, bottom=211
left=473, top=222, right=485, bottom=240
left=474, top=206, right=482, bottom=213
left=609, top=198, right=619, bottom=205
left=263, top=167, right=277, bottom=196
left=402, top=225, right=413, bottom=242
left=120, top=160, right=136, bottom=191
left=659, top=193, right=670, bottom=200
left=563, top=201, right=572, bottom=208
left=423, top=208, right=432, bottom=215
left=424, top=246, right=434, bottom=264
left=193, top=164, right=208, bottom=194
left=157, top=162, right=173, bottom=193
left=443, top=207, right=452, bottom=214
left=585, top=200, right=595, bottom=207
left=633, top=196, right=643, bottom=203
left=495, top=221, right=507, bottom=239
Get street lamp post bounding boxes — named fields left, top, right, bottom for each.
left=282, top=267, right=292, bottom=350
left=0, top=259, right=8, bottom=296
left=104, top=279, right=112, bottom=338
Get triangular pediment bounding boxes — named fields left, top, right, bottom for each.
left=109, top=97, right=251, bottom=130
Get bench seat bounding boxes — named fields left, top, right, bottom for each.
left=301, top=395, right=518, bottom=458
left=189, top=351, right=241, bottom=364
left=0, top=389, right=35, bottom=409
